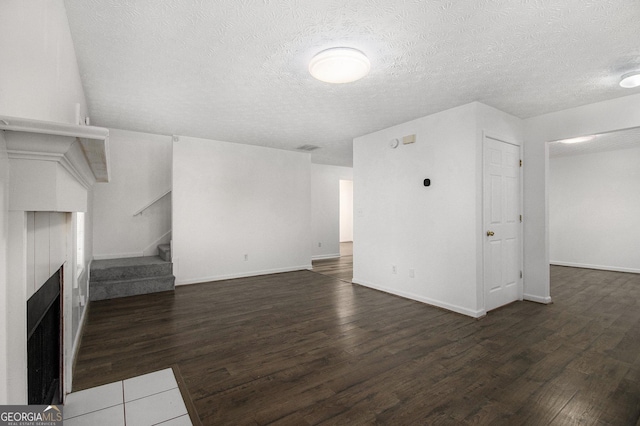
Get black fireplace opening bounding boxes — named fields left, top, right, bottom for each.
left=27, top=268, right=62, bottom=405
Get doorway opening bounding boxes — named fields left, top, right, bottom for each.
left=547, top=127, right=640, bottom=274
left=339, top=180, right=353, bottom=258
left=311, top=179, right=354, bottom=282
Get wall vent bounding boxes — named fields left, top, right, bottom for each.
left=296, top=144, right=321, bottom=152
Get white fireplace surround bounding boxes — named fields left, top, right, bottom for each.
left=1, top=115, right=110, bottom=204
left=1, top=115, right=109, bottom=403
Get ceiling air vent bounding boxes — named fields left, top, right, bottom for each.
left=296, top=144, right=321, bottom=152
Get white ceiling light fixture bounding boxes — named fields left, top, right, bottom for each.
left=620, top=71, right=640, bottom=88
left=556, top=135, right=596, bottom=144
left=309, top=47, right=371, bottom=84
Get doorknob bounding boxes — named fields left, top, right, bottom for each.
left=486, top=231, right=495, bottom=236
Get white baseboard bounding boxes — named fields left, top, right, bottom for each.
left=352, top=278, right=486, bottom=318
left=550, top=261, right=640, bottom=274
left=523, top=293, right=553, bottom=304
left=67, top=297, right=90, bottom=399
left=71, top=301, right=89, bottom=360
left=312, top=253, right=341, bottom=261
left=176, top=264, right=313, bottom=286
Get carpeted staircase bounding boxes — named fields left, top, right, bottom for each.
left=157, top=243, right=171, bottom=262
left=90, top=246, right=174, bottom=301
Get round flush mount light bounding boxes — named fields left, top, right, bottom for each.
left=620, top=71, right=640, bottom=88
left=309, top=47, right=371, bottom=84
left=557, top=135, right=596, bottom=144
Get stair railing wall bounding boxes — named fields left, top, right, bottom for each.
left=91, top=189, right=172, bottom=260
left=142, top=230, right=172, bottom=257
left=129, top=189, right=172, bottom=258
left=132, top=189, right=171, bottom=217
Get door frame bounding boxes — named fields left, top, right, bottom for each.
left=482, top=131, right=524, bottom=312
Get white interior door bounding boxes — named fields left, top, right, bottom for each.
left=483, top=136, right=522, bottom=311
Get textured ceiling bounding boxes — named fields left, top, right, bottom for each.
left=549, top=126, right=640, bottom=158
left=63, top=0, right=640, bottom=167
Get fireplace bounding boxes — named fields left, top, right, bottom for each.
left=1, top=116, right=108, bottom=404
left=27, top=268, right=62, bottom=405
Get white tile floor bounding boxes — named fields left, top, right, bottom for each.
left=64, top=368, right=192, bottom=426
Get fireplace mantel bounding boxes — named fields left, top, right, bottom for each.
left=0, top=115, right=110, bottom=212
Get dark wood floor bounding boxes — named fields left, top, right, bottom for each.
left=311, top=256, right=353, bottom=283
left=311, top=242, right=353, bottom=283
left=73, top=266, right=640, bottom=425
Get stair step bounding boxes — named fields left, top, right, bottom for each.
left=158, top=244, right=171, bottom=262
left=91, top=256, right=171, bottom=282
left=90, top=275, right=175, bottom=301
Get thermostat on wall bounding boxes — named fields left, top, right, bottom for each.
left=389, top=138, right=399, bottom=149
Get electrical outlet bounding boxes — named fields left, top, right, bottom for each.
left=409, top=269, right=415, bottom=278
left=392, top=265, right=397, bottom=274
left=244, top=254, right=249, bottom=261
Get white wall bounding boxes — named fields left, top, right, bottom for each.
left=523, top=93, right=640, bottom=304
left=549, top=147, right=640, bottom=273
left=339, top=180, right=353, bottom=243
left=311, top=164, right=353, bottom=259
left=354, top=103, right=478, bottom=315
left=353, top=102, right=522, bottom=318
left=0, top=0, right=88, bottom=125
left=93, top=129, right=173, bottom=259
left=173, top=136, right=312, bottom=285
left=0, top=133, right=9, bottom=403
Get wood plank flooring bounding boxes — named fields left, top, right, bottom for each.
left=73, top=266, right=640, bottom=425
left=311, top=242, right=353, bottom=283
left=311, top=256, right=353, bottom=283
